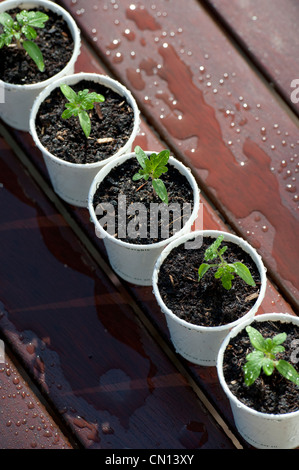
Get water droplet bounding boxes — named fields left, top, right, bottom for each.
left=113, top=52, right=123, bottom=63
left=286, top=184, right=296, bottom=193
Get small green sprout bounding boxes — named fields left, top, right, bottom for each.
left=243, top=325, right=299, bottom=387
left=60, top=84, right=105, bottom=138
left=0, top=10, right=49, bottom=72
left=132, top=146, right=170, bottom=204
left=198, top=235, right=256, bottom=290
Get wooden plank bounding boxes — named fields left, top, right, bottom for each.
left=0, top=136, right=238, bottom=449
left=58, top=0, right=299, bottom=311
left=5, top=39, right=296, bottom=443
left=202, top=0, right=299, bottom=115
left=0, top=343, right=72, bottom=449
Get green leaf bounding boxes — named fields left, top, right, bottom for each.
left=60, top=84, right=78, bottom=103
left=0, top=32, right=13, bottom=47
left=0, top=12, right=14, bottom=28
left=204, top=235, right=224, bottom=261
left=134, top=146, right=148, bottom=169
left=262, top=357, right=275, bottom=376
left=276, top=360, right=299, bottom=386
left=272, top=345, right=285, bottom=355
left=61, top=108, right=74, bottom=120
left=198, top=263, right=211, bottom=281
left=17, top=10, right=48, bottom=28
left=243, top=360, right=262, bottom=386
left=23, top=40, right=45, bottom=72
left=78, top=110, right=91, bottom=138
left=149, top=150, right=170, bottom=179
left=220, top=271, right=234, bottom=290
left=272, top=332, right=287, bottom=346
left=22, top=24, right=37, bottom=40
left=152, top=178, right=168, bottom=204
left=83, top=91, right=105, bottom=104
left=245, top=350, right=264, bottom=362
left=246, top=326, right=267, bottom=353
left=233, top=262, right=256, bottom=287
left=132, top=172, right=144, bottom=181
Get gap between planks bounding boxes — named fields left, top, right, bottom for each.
left=0, top=122, right=243, bottom=450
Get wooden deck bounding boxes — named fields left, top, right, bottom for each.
left=0, top=0, right=298, bottom=450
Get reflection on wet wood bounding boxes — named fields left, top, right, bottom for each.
left=0, top=136, right=237, bottom=448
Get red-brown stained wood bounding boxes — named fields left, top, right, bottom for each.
left=58, top=0, right=299, bottom=311
left=202, top=0, right=299, bottom=115
left=0, top=136, right=238, bottom=449
left=8, top=39, right=296, bottom=444
left=0, top=350, right=72, bottom=449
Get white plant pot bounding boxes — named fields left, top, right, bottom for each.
left=152, top=230, right=267, bottom=366
left=0, top=0, right=81, bottom=131
left=30, top=72, right=140, bottom=207
left=88, top=152, right=200, bottom=286
left=217, top=313, right=299, bottom=449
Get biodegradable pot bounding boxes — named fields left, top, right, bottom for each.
left=30, top=72, right=140, bottom=207
left=152, top=230, right=267, bottom=366
left=217, top=313, right=299, bottom=449
left=88, top=152, right=200, bottom=286
left=0, top=0, right=81, bottom=131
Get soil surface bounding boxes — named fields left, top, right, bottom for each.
left=35, top=80, right=135, bottom=164
left=0, top=8, right=74, bottom=84
left=223, top=319, right=299, bottom=414
left=157, top=237, right=261, bottom=326
left=93, top=158, right=194, bottom=244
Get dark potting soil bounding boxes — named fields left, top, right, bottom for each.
left=223, top=320, right=299, bottom=414
left=157, top=237, right=261, bottom=327
left=92, top=158, right=194, bottom=245
left=0, top=8, right=74, bottom=84
left=35, top=80, right=134, bottom=164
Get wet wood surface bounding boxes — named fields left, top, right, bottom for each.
left=58, top=0, right=299, bottom=310
left=0, top=133, right=238, bottom=449
left=202, top=0, right=299, bottom=116
left=0, top=0, right=298, bottom=450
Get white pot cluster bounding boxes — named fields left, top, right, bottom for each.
left=1, top=0, right=298, bottom=450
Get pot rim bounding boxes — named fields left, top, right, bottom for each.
left=217, top=312, right=299, bottom=418
left=29, top=72, right=140, bottom=168
left=152, top=229, right=267, bottom=332
left=88, top=151, right=201, bottom=249
left=0, top=0, right=81, bottom=89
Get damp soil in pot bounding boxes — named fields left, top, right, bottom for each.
left=35, top=79, right=135, bottom=164
left=0, top=7, right=74, bottom=85
left=92, top=155, right=194, bottom=245
left=222, top=319, right=299, bottom=414
left=157, top=236, right=261, bottom=327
